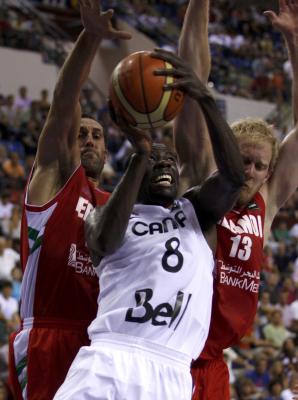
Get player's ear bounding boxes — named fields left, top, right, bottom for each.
left=264, top=168, right=273, bottom=183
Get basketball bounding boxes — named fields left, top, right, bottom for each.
left=109, top=51, right=185, bottom=129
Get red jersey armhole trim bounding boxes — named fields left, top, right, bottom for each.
left=24, top=164, right=83, bottom=212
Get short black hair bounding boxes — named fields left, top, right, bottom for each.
left=1, top=280, right=12, bottom=290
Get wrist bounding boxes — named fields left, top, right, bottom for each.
left=82, top=28, right=103, bottom=42
left=284, top=32, right=298, bottom=47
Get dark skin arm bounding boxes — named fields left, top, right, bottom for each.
left=86, top=122, right=152, bottom=264
left=153, top=49, right=245, bottom=232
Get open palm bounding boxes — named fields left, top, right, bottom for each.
left=79, top=0, right=131, bottom=40
left=264, top=0, right=298, bottom=37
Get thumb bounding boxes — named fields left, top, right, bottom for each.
left=101, top=9, right=114, bottom=20
left=263, top=10, right=277, bottom=23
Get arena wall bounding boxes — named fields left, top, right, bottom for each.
left=0, top=19, right=276, bottom=122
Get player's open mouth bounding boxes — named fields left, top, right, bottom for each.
left=152, top=174, right=173, bottom=186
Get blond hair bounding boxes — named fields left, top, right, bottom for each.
left=231, top=117, right=279, bottom=170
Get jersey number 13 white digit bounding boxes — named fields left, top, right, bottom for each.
left=229, top=235, right=252, bottom=261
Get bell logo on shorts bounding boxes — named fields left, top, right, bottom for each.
left=125, top=288, right=192, bottom=330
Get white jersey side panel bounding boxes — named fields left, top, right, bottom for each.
left=20, top=203, right=58, bottom=318
left=89, top=198, right=214, bottom=360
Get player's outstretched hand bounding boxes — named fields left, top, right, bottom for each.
left=79, top=0, right=132, bottom=40
left=108, top=100, right=152, bottom=156
left=264, top=0, right=298, bottom=39
left=152, top=48, right=213, bottom=102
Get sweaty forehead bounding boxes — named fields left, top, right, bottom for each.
left=151, top=143, right=177, bottom=158
left=239, top=140, right=272, bottom=157
left=80, top=118, right=103, bottom=132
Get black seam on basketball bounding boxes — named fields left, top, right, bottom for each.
left=117, top=66, right=135, bottom=122
left=139, top=53, right=152, bottom=128
left=140, top=60, right=169, bottom=116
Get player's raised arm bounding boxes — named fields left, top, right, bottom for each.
left=179, top=0, right=210, bottom=82
left=86, top=121, right=152, bottom=261
left=263, top=0, right=298, bottom=220
left=153, top=50, right=245, bottom=232
left=173, top=0, right=213, bottom=192
left=29, top=0, right=131, bottom=205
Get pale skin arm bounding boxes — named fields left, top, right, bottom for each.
left=173, top=0, right=214, bottom=193
left=29, top=0, right=131, bottom=205
left=262, top=0, right=298, bottom=232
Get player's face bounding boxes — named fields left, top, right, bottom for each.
left=236, top=139, right=272, bottom=207
left=78, top=118, right=107, bottom=180
left=139, top=144, right=179, bottom=206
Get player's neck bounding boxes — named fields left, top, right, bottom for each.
left=87, top=176, right=100, bottom=188
left=143, top=199, right=174, bottom=209
left=234, top=196, right=255, bottom=212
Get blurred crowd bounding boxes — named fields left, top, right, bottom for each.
left=0, top=0, right=298, bottom=399
left=0, top=0, right=293, bottom=102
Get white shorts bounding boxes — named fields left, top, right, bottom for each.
left=54, top=333, right=193, bottom=400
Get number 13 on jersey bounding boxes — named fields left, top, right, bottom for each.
left=229, top=235, right=252, bottom=261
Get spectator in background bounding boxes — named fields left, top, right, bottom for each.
left=10, top=266, right=22, bottom=303
left=263, top=310, right=292, bottom=349
left=280, top=276, right=297, bottom=304
left=269, top=359, right=287, bottom=388
left=0, top=380, right=8, bottom=400
left=0, top=236, right=19, bottom=282
left=20, top=119, right=40, bottom=156
left=266, top=379, right=284, bottom=400
left=263, top=270, right=282, bottom=305
left=0, top=281, right=19, bottom=386
left=0, top=191, right=13, bottom=232
left=2, top=152, right=26, bottom=189
left=13, top=86, right=31, bottom=116
left=235, top=376, right=260, bottom=399
left=274, top=238, right=295, bottom=274
left=37, top=88, right=50, bottom=115
left=239, top=313, right=275, bottom=359
left=273, top=221, right=290, bottom=243
left=0, top=94, right=20, bottom=132
left=280, top=372, right=298, bottom=400
left=245, top=354, right=270, bottom=393
left=1, top=206, right=21, bottom=241
left=279, top=338, right=298, bottom=373
left=0, top=281, right=19, bottom=332
left=276, top=289, right=293, bottom=329
left=258, top=290, right=276, bottom=325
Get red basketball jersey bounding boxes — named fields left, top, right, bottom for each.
left=200, top=192, right=265, bottom=359
left=20, top=165, right=110, bottom=324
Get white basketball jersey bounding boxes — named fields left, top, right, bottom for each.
left=89, top=198, right=214, bottom=360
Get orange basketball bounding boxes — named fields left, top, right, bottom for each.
left=109, top=51, right=185, bottom=129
